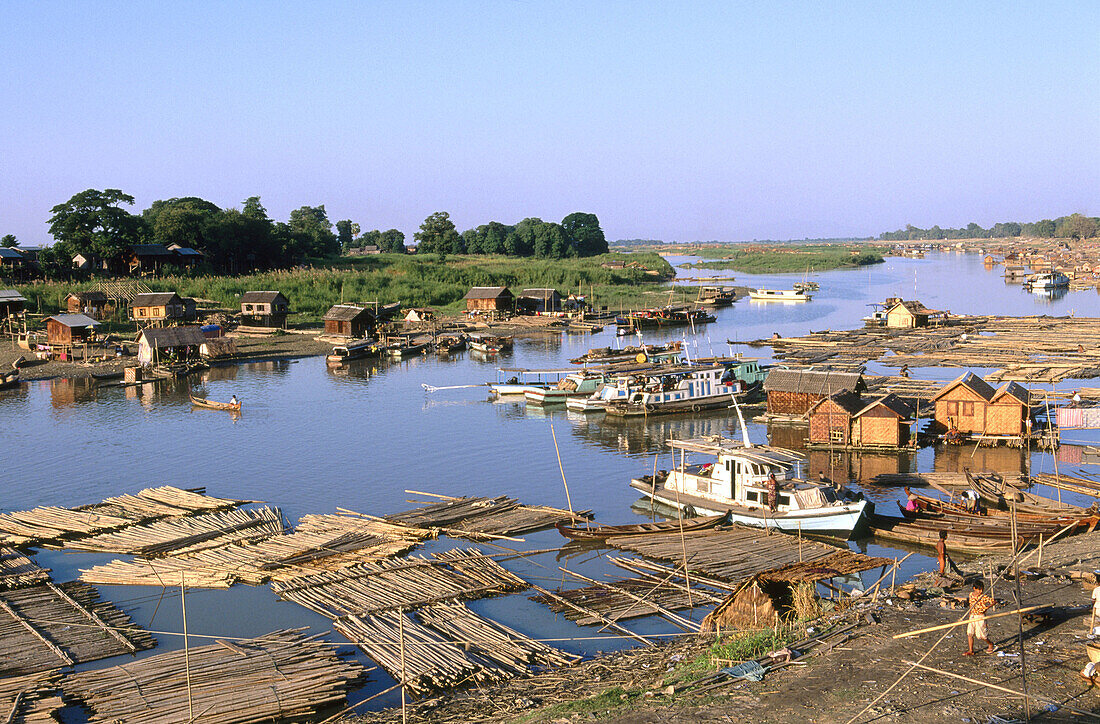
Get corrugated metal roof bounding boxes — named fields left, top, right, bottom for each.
left=132, top=292, right=181, bottom=307
left=323, top=304, right=373, bottom=321
left=519, top=288, right=560, bottom=300
left=0, top=248, right=24, bottom=259
left=764, top=369, right=864, bottom=395
left=463, top=286, right=512, bottom=300
left=241, top=291, right=286, bottom=304
left=45, top=314, right=100, bottom=328
left=137, top=326, right=206, bottom=347
left=0, top=289, right=27, bottom=303
left=129, top=244, right=173, bottom=257
left=173, top=247, right=203, bottom=256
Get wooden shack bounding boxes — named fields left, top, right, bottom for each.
left=130, top=292, right=187, bottom=326
left=323, top=304, right=374, bottom=338
left=45, top=314, right=100, bottom=346
left=807, top=391, right=864, bottom=445
left=851, top=394, right=913, bottom=448
left=516, top=288, right=562, bottom=314
left=167, top=244, right=204, bottom=267
left=763, top=369, right=865, bottom=418
left=0, top=289, right=27, bottom=318
left=135, top=326, right=206, bottom=366
left=124, top=244, right=175, bottom=274
left=65, top=291, right=111, bottom=320
left=987, top=382, right=1031, bottom=436
left=885, top=299, right=944, bottom=328
left=462, top=287, right=513, bottom=314
left=932, top=372, right=996, bottom=434
left=240, top=291, right=290, bottom=329
left=700, top=575, right=789, bottom=632
left=0, top=248, right=26, bottom=269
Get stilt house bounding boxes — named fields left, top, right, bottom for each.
left=240, top=291, right=290, bottom=329
left=45, top=314, right=100, bottom=346
left=932, top=372, right=1030, bottom=436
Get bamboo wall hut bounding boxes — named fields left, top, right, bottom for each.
left=323, top=304, right=374, bottom=338
left=987, top=382, right=1031, bottom=436
left=851, top=394, right=913, bottom=447
left=885, top=299, right=944, bottom=328
left=932, top=371, right=995, bottom=434
left=807, top=391, right=863, bottom=445
left=240, top=291, right=290, bottom=329
left=463, top=287, right=514, bottom=314
left=764, top=369, right=865, bottom=417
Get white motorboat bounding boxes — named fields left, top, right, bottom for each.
left=749, top=288, right=811, bottom=301
left=525, top=371, right=609, bottom=405
left=603, top=364, right=742, bottom=417
left=1025, top=271, right=1070, bottom=290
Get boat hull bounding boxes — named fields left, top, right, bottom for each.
left=605, top=393, right=735, bottom=417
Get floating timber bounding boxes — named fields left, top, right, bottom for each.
left=386, top=493, right=591, bottom=538
left=81, top=485, right=245, bottom=520
left=271, top=548, right=526, bottom=618
left=335, top=603, right=578, bottom=697
left=0, top=547, right=50, bottom=589
left=66, top=506, right=285, bottom=556
left=64, top=628, right=366, bottom=724
left=532, top=573, right=724, bottom=628
left=606, top=526, right=892, bottom=583
left=0, top=581, right=154, bottom=677
left=0, top=670, right=63, bottom=723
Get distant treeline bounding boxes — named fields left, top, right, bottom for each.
left=612, top=237, right=874, bottom=246
left=413, top=212, right=608, bottom=260
left=878, top=213, right=1099, bottom=242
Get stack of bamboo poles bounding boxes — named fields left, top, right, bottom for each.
left=0, top=581, right=155, bottom=676
left=868, top=471, right=1027, bottom=488
left=0, top=547, right=49, bottom=589
left=0, top=670, right=62, bottom=723
left=533, top=574, right=723, bottom=627
left=1031, top=472, right=1100, bottom=500
left=80, top=485, right=245, bottom=521
left=66, top=506, right=285, bottom=556
left=64, top=629, right=366, bottom=724
left=386, top=493, right=589, bottom=538
left=607, top=527, right=890, bottom=582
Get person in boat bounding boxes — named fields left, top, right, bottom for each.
left=963, top=580, right=996, bottom=656
left=936, top=531, right=963, bottom=579
left=903, top=492, right=918, bottom=514
left=962, top=489, right=981, bottom=514
left=766, top=473, right=779, bottom=511
left=230, top=395, right=238, bottom=406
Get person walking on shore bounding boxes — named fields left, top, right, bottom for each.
left=936, top=531, right=963, bottom=579
left=964, top=580, right=996, bottom=656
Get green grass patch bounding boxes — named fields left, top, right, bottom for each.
left=513, top=687, right=642, bottom=723
left=664, top=624, right=802, bottom=688
left=680, top=245, right=886, bottom=273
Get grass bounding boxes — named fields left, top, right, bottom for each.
left=679, top=244, right=886, bottom=273
left=513, top=687, right=642, bottom=723
left=11, top=252, right=677, bottom=325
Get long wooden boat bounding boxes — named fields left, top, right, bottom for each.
left=905, top=489, right=1098, bottom=529
left=189, top=393, right=241, bottom=412
left=556, top=511, right=730, bottom=541
left=967, top=469, right=1089, bottom=516
left=435, top=334, right=467, bottom=355
left=326, top=339, right=379, bottom=364
left=868, top=514, right=1018, bottom=554
left=468, top=335, right=513, bottom=354
left=615, top=306, right=715, bottom=332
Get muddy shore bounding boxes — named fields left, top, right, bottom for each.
left=346, top=531, right=1100, bottom=723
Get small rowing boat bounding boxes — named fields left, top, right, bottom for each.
left=189, top=393, right=241, bottom=412
left=556, top=511, right=730, bottom=541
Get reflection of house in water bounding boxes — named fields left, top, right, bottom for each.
left=201, top=364, right=240, bottom=383
left=49, top=378, right=98, bottom=408
left=933, top=443, right=1026, bottom=475
left=563, top=411, right=743, bottom=455
left=766, top=422, right=912, bottom=484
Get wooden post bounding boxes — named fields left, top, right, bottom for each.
left=1011, top=499, right=1030, bottom=721
left=675, top=440, right=693, bottom=608
left=180, top=572, right=193, bottom=723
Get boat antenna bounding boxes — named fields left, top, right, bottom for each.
left=730, top=390, right=752, bottom=447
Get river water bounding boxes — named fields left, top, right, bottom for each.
left=3, top=251, right=1099, bottom=713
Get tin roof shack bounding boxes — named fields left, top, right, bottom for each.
left=166, top=244, right=204, bottom=267
left=45, top=314, right=100, bottom=347
left=124, top=244, right=175, bottom=274
left=323, top=304, right=375, bottom=338
left=136, top=326, right=206, bottom=366
left=0, top=289, right=27, bottom=318
left=240, top=291, right=290, bottom=329
left=931, top=371, right=1006, bottom=436
left=763, top=369, right=866, bottom=419
left=516, top=288, right=562, bottom=315
left=0, top=247, right=26, bottom=270
left=65, top=291, right=112, bottom=320
left=130, top=292, right=190, bottom=327
left=884, top=299, right=944, bottom=328
left=463, top=287, right=513, bottom=316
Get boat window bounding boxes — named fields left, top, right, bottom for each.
left=746, top=490, right=759, bottom=503
left=696, top=478, right=709, bottom=493
left=778, top=494, right=791, bottom=507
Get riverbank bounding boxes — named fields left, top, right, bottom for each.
left=347, top=530, right=1100, bottom=723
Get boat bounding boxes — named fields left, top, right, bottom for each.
left=326, top=338, right=380, bottom=364
left=966, top=470, right=1092, bottom=517
left=468, top=334, right=513, bottom=354
left=525, top=371, right=609, bottom=405
left=793, top=281, right=819, bottom=292
left=615, top=306, right=715, bottom=332
left=862, top=303, right=888, bottom=327
left=570, top=341, right=683, bottom=365
left=435, top=334, right=467, bottom=355
left=695, top=286, right=736, bottom=307
left=749, top=288, right=811, bottom=301
left=868, top=514, right=1019, bottom=554
left=567, top=378, right=635, bottom=412
left=556, top=511, right=731, bottom=542
left=488, top=367, right=563, bottom=396
left=1025, top=271, right=1070, bottom=291
left=603, top=364, right=742, bottom=417
left=189, top=393, right=241, bottom=412
left=384, top=335, right=431, bottom=359
left=628, top=436, right=870, bottom=537
left=0, top=370, right=19, bottom=391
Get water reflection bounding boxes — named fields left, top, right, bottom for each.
left=1030, top=287, right=1069, bottom=303
left=932, top=443, right=1027, bottom=474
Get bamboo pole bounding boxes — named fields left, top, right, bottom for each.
left=529, top=584, right=652, bottom=646
left=180, top=572, right=193, bottom=723
left=557, top=566, right=699, bottom=632
left=893, top=605, right=1048, bottom=639
left=1010, top=499, right=1030, bottom=721
left=398, top=608, right=407, bottom=724
left=550, top=423, right=575, bottom=516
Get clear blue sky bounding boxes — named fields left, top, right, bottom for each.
left=1, top=1, right=1097, bottom=244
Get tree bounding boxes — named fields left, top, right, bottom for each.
left=414, top=211, right=460, bottom=257
left=242, top=196, right=269, bottom=221
left=380, top=229, right=405, bottom=253
left=561, top=212, right=608, bottom=256
left=288, top=205, right=339, bottom=258
left=335, top=219, right=360, bottom=251
left=48, top=189, right=147, bottom=260
left=1057, top=213, right=1099, bottom=241
left=0, top=234, right=17, bottom=248
left=143, top=197, right=222, bottom=251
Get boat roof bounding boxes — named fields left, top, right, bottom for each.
left=669, top=436, right=805, bottom=465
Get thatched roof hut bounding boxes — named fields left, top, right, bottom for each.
left=700, top=575, right=791, bottom=633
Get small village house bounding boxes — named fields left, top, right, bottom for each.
left=516, top=288, right=562, bottom=314
left=807, top=391, right=913, bottom=448
left=0, top=248, right=26, bottom=269
left=884, top=298, right=945, bottom=328
left=124, top=244, right=176, bottom=274
left=72, top=253, right=104, bottom=272
left=931, top=372, right=1031, bottom=436
left=763, top=369, right=866, bottom=418
left=323, top=304, right=375, bottom=338
left=135, top=326, right=206, bottom=366
left=65, top=291, right=112, bottom=320
left=166, top=244, right=204, bottom=267
left=806, top=391, right=863, bottom=445
left=45, top=314, right=100, bottom=347
left=239, top=291, right=291, bottom=329
left=130, top=292, right=189, bottom=326
left=462, top=287, right=514, bottom=315
left=0, top=289, right=27, bottom=318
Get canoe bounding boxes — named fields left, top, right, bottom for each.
left=966, top=469, right=1089, bottom=516
left=189, top=393, right=241, bottom=412
left=556, top=511, right=730, bottom=541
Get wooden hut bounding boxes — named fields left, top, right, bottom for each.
left=65, top=291, right=111, bottom=320
left=0, top=248, right=26, bottom=269
left=124, top=244, right=175, bottom=274
left=462, top=287, right=513, bottom=315
left=0, top=289, right=26, bottom=317
left=763, top=369, right=865, bottom=418
left=45, top=314, right=100, bottom=346
left=130, top=292, right=187, bottom=326
left=851, top=394, right=913, bottom=448
left=240, top=291, right=290, bottom=329
left=135, top=326, right=206, bottom=366
left=167, top=244, right=204, bottom=267
left=931, top=371, right=996, bottom=434
left=516, top=288, right=562, bottom=314
left=807, top=391, right=864, bottom=445
left=987, top=382, right=1031, bottom=436
left=323, top=304, right=374, bottom=338
left=885, top=299, right=943, bottom=328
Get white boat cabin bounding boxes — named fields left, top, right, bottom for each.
left=619, top=365, right=736, bottom=406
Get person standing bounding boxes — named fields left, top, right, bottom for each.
left=766, top=473, right=778, bottom=512
left=936, top=531, right=963, bottom=578
left=964, top=580, right=996, bottom=656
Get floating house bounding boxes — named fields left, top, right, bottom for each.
left=763, top=369, right=866, bottom=419
left=45, top=314, right=100, bottom=347
left=323, top=304, right=374, bottom=338
left=462, top=287, right=513, bottom=315
left=807, top=392, right=913, bottom=448
left=135, top=326, right=206, bottom=366
left=884, top=298, right=944, bottom=328
left=240, top=291, right=290, bottom=329
left=65, top=291, right=112, bottom=320
left=516, top=288, right=562, bottom=314
left=931, top=372, right=1031, bottom=437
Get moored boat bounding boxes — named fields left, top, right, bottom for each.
left=570, top=340, right=683, bottom=365
left=1025, top=271, right=1070, bottom=290
left=189, top=393, right=241, bottom=412
left=695, top=286, right=736, bottom=307
left=556, top=511, right=731, bottom=541
left=468, top=334, right=513, bottom=354
left=0, top=370, right=19, bottom=391
left=435, top=334, right=467, bottom=355
left=615, top=306, right=715, bottom=333
left=749, top=288, right=811, bottom=301
left=326, top=338, right=380, bottom=364
left=525, top=371, right=609, bottom=405
left=384, top=335, right=431, bottom=359
left=603, top=364, right=742, bottom=417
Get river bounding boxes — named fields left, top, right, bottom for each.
left=3, top=250, right=1098, bottom=714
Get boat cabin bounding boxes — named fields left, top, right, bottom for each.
left=65, top=291, right=112, bottom=320
left=240, top=291, right=290, bottom=329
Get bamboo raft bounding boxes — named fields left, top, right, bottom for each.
left=386, top=493, right=591, bottom=538
left=606, top=526, right=892, bottom=583
left=0, top=670, right=62, bottom=724
left=63, top=628, right=366, bottom=724
left=532, top=574, right=725, bottom=628
left=335, top=603, right=578, bottom=697
left=0, top=547, right=50, bottom=589
left=80, top=485, right=245, bottom=520
left=66, top=506, right=286, bottom=556
left=0, top=581, right=155, bottom=677
left=271, top=548, right=527, bottom=618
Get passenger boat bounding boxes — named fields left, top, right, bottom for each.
left=556, top=511, right=731, bottom=541
left=189, top=393, right=241, bottom=412
left=435, top=334, right=466, bottom=355
left=326, top=339, right=380, bottom=364
left=603, top=365, right=742, bottom=417
left=525, top=371, right=609, bottom=405
left=1025, top=271, right=1070, bottom=290
left=629, top=436, right=869, bottom=537
left=384, top=335, right=431, bottom=359
left=749, top=288, right=811, bottom=301
left=468, top=334, right=513, bottom=354
left=567, top=379, right=634, bottom=412
left=615, top=306, right=715, bottom=332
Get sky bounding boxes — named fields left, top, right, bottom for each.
left=1, top=1, right=1097, bottom=244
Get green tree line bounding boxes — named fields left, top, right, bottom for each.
left=879, top=213, right=1099, bottom=242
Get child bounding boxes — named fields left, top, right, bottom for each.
left=964, top=580, right=996, bottom=656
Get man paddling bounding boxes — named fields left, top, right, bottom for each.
left=963, top=580, right=996, bottom=656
